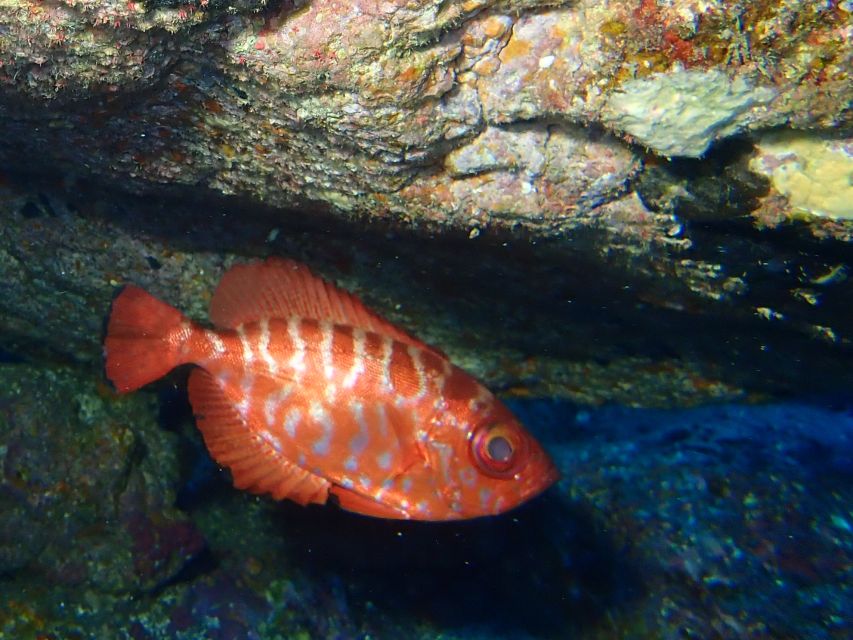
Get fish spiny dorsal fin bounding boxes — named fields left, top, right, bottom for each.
left=187, top=369, right=330, bottom=506
left=209, top=258, right=444, bottom=357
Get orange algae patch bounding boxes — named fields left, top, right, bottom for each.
left=499, top=36, right=532, bottom=64
left=397, top=66, right=421, bottom=84
left=482, top=16, right=510, bottom=39
left=201, top=99, right=223, bottom=114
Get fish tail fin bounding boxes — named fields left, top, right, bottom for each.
left=104, top=285, right=193, bottom=392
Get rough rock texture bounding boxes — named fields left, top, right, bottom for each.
left=0, top=0, right=851, bottom=405
left=0, top=0, right=850, bottom=234
left=2, top=390, right=851, bottom=638
left=541, top=399, right=853, bottom=640
left=0, top=365, right=204, bottom=592
left=1, top=169, right=851, bottom=407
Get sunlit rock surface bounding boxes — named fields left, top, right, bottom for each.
left=0, top=0, right=850, bottom=233
left=1, top=0, right=850, bottom=404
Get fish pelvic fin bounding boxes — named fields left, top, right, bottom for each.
left=188, top=369, right=330, bottom=505
left=104, top=285, right=193, bottom=392
left=329, top=485, right=410, bottom=519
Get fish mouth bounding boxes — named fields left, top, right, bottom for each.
left=519, top=456, right=561, bottom=501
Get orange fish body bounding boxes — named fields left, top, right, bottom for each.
left=104, top=258, right=558, bottom=520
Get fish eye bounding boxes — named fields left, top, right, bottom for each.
left=470, top=423, right=526, bottom=479
left=487, top=435, right=513, bottom=462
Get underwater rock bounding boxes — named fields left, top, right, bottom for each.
left=635, top=139, right=771, bottom=224
left=0, top=1, right=850, bottom=407
left=0, top=0, right=850, bottom=235
left=533, top=399, right=853, bottom=639
left=0, top=365, right=204, bottom=593
left=749, top=131, right=853, bottom=232
left=2, top=387, right=851, bottom=638
left=0, top=169, right=851, bottom=407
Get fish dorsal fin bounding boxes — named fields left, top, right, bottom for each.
left=209, top=258, right=443, bottom=357
left=187, top=369, right=330, bottom=506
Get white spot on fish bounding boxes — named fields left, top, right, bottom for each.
left=460, top=467, right=477, bottom=487
left=349, top=401, right=370, bottom=456
left=432, top=441, right=455, bottom=485
left=179, top=321, right=193, bottom=355
left=379, top=336, right=393, bottom=392
left=259, top=429, right=284, bottom=453
left=310, top=401, right=334, bottom=456
left=479, top=487, right=493, bottom=510
left=283, top=407, right=302, bottom=438
left=325, top=384, right=338, bottom=404
left=258, top=318, right=278, bottom=374
left=287, top=316, right=306, bottom=380
left=409, top=345, right=427, bottom=399
left=319, top=321, right=335, bottom=380
left=264, top=385, right=293, bottom=427
left=237, top=324, right=254, bottom=365
left=492, top=495, right=506, bottom=514
left=205, top=330, right=226, bottom=356
left=343, top=328, right=365, bottom=389
left=377, top=404, right=389, bottom=439
left=236, top=373, right=254, bottom=419
left=377, top=450, right=392, bottom=470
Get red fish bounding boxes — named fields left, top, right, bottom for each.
left=104, top=258, right=558, bottom=520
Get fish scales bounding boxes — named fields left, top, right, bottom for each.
left=196, top=318, right=437, bottom=483
left=104, top=257, right=558, bottom=520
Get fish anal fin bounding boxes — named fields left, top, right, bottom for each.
left=330, top=485, right=409, bottom=519
left=208, top=258, right=444, bottom=358
left=187, top=368, right=330, bottom=506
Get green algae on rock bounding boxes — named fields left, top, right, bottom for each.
left=0, top=365, right=201, bottom=592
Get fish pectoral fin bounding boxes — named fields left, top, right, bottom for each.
left=384, top=403, right=428, bottom=473
left=329, top=485, right=409, bottom=520
left=188, top=368, right=330, bottom=506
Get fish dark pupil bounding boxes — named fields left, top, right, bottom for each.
left=487, top=436, right=513, bottom=462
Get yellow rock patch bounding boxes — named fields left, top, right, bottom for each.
left=752, top=132, right=853, bottom=220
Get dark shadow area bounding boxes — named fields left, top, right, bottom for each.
left=0, top=348, right=25, bottom=364
left=159, top=393, right=645, bottom=638
left=272, top=490, right=642, bottom=639
left=147, top=546, right=219, bottom=599
left=3, top=165, right=852, bottom=402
